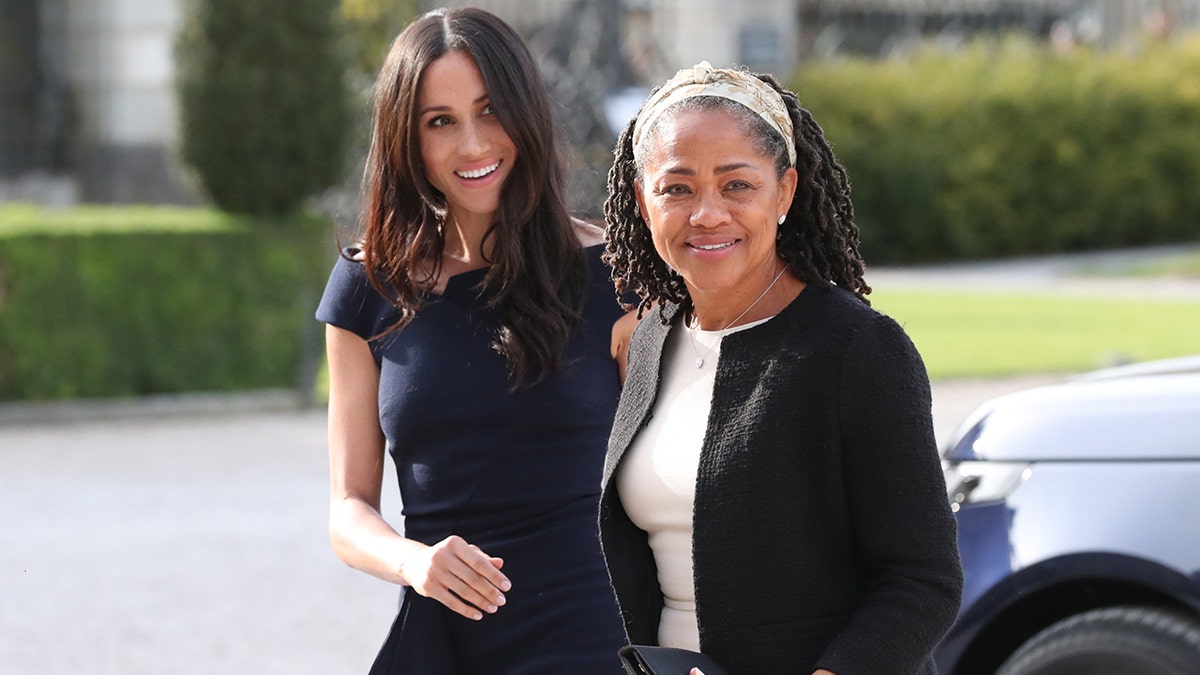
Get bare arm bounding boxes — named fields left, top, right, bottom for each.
left=572, top=216, right=638, bottom=383
left=611, top=309, right=640, bottom=385
left=325, top=325, right=511, bottom=619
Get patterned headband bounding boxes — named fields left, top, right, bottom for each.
left=631, top=61, right=797, bottom=167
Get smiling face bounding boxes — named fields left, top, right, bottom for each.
left=635, top=106, right=798, bottom=312
left=417, top=50, right=518, bottom=228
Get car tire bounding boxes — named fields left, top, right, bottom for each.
left=996, top=606, right=1200, bottom=675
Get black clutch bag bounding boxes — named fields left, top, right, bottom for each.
left=617, top=645, right=730, bottom=675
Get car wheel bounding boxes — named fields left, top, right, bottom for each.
left=996, top=606, right=1200, bottom=675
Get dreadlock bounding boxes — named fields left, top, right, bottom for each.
left=603, top=70, right=870, bottom=322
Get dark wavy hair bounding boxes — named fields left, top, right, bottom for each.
left=357, top=7, right=584, bottom=385
left=603, top=70, right=870, bottom=320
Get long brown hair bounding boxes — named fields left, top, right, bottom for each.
left=604, top=71, right=870, bottom=320
left=358, top=7, right=584, bottom=384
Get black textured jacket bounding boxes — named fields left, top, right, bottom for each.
left=599, top=281, right=963, bottom=675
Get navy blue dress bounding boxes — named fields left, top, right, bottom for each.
left=315, top=244, right=628, bottom=674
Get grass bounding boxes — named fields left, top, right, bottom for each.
left=0, top=203, right=327, bottom=237
left=0, top=204, right=237, bottom=236
left=313, top=250, right=1200, bottom=399
left=311, top=285, right=1200, bottom=398
left=872, top=290, right=1200, bottom=380
left=309, top=289, right=1200, bottom=401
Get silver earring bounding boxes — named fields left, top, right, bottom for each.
left=778, top=214, right=786, bottom=225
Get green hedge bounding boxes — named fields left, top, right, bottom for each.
left=0, top=206, right=336, bottom=401
left=793, top=35, right=1200, bottom=263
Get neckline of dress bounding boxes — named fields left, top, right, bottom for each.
left=431, top=265, right=489, bottom=297
left=686, top=314, right=775, bottom=338
left=424, top=242, right=604, bottom=298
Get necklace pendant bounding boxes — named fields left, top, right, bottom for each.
left=695, top=356, right=704, bottom=368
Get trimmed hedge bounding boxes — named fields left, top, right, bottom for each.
left=793, top=35, right=1200, bottom=263
left=0, top=206, right=335, bottom=401
left=176, top=0, right=351, bottom=215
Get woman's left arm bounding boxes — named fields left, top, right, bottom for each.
left=819, top=314, right=964, bottom=674
left=611, top=309, right=640, bottom=384
left=572, top=215, right=640, bottom=384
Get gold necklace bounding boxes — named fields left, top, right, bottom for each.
left=686, top=262, right=787, bottom=369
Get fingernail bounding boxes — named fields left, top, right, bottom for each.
left=486, top=604, right=498, bottom=613
left=500, top=580, right=512, bottom=591
left=495, top=594, right=506, bottom=606
left=472, top=612, right=483, bottom=621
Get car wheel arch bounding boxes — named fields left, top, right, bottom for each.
left=941, top=552, right=1200, bottom=675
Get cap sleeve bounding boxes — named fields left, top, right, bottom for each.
left=314, top=250, right=397, bottom=341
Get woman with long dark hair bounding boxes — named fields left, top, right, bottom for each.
left=316, top=8, right=629, bottom=673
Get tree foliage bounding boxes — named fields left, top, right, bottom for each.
left=341, top=0, right=420, bottom=81
left=794, top=35, right=1200, bottom=262
left=176, top=0, right=352, bottom=215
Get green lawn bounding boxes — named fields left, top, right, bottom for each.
left=312, top=286, right=1200, bottom=399
left=872, top=290, right=1200, bottom=380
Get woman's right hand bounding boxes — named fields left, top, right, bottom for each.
left=400, top=535, right=511, bottom=620
left=326, top=327, right=510, bottom=620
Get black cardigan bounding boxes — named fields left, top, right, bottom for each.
left=599, top=281, right=963, bottom=675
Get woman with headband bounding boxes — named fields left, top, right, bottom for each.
left=599, top=63, right=963, bottom=674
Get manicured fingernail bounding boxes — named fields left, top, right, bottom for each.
left=495, top=594, right=506, bottom=606
left=500, top=580, right=512, bottom=591
left=486, top=604, right=498, bottom=613
left=472, top=612, right=483, bottom=621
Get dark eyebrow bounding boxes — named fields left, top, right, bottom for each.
left=418, top=94, right=490, bottom=118
left=715, top=162, right=754, bottom=173
left=661, top=162, right=754, bottom=177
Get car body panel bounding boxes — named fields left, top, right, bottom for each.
left=954, top=463, right=1200, bottom=610
left=946, top=373, right=1200, bottom=462
left=934, top=359, right=1200, bottom=673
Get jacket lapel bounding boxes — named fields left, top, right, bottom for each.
left=601, top=302, right=680, bottom=488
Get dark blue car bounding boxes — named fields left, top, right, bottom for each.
left=934, top=357, right=1200, bottom=674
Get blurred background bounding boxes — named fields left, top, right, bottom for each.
left=4, top=0, right=1200, bottom=212
left=1, top=0, right=1198, bottom=404
left=1, top=0, right=1199, bottom=673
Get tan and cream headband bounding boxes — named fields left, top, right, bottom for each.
left=631, top=61, right=796, bottom=167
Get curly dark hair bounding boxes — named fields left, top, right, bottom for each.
left=603, top=70, right=870, bottom=321
left=357, top=7, right=584, bottom=386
